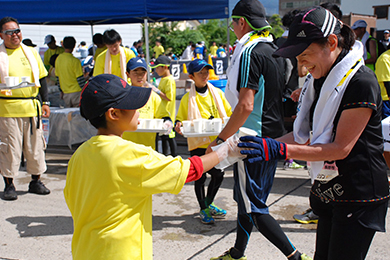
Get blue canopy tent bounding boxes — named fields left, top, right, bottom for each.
left=0, top=0, right=231, bottom=75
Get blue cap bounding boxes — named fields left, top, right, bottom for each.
left=80, top=74, right=151, bottom=120
left=351, top=20, right=367, bottom=30
left=127, top=57, right=147, bottom=71
left=187, top=59, right=214, bottom=74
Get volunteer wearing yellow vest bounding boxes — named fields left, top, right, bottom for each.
left=0, top=16, right=51, bottom=201
left=55, top=36, right=86, bottom=108
left=93, top=29, right=136, bottom=81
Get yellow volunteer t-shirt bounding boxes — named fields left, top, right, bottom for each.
left=64, top=135, right=190, bottom=260
left=158, top=75, right=176, bottom=122
left=210, top=45, right=218, bottom=56
left=93, top=46, right=107, bottom=60
left=93, top=47, right=136, bottom=78
left=375, top=49, right=390, bottom=101
left=176, top=86, right=232, bottom=148
left=153, top=45, right=164, bottom=58
left=122, top=91, right=167, bottom=148
left=43, top=46, right=65, bottom=70
left=0, top=46, right=48, bottom=117
left=55, top=53, right=84, bottom=94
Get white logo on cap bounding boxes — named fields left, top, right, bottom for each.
left=297, top=30, right=306, bottom=37
left=137, top=59, right=143, bottom=63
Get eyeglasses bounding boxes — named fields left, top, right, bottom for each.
left=1, top=29, right=21, bottom=36
left=229, top=22, right=235, bottom=32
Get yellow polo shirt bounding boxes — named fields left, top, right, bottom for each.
left=64, top=135, right=190, bottom=260
left=55, top=53, right=84, bottom=94
left=158, top=75, right=176, bottom=122
left=0, top=46, right=47, bottom=117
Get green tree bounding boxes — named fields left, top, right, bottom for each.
left=268, top=14, right=284, bottom=39
left=143, top=19, right=236, bottom=58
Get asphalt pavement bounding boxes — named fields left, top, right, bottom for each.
left=1, top=144, right=389, bottom=260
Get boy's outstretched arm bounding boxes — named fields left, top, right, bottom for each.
left=186, top=134, right=243, bottom=183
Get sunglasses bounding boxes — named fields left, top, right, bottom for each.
left=1, top=29, right=21, bottom=36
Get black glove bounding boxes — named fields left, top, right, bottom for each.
left=238, top=136, right=287, bottom=163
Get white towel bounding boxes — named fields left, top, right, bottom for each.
left=187, top=82, right=228, bottom=150
left=0, top=43, right=40, bottom=86
left=104, top=46, right=127, bottom=81
left=225, top=31, right=273, bottom=109
left=294, top=41, right=364, bottom=180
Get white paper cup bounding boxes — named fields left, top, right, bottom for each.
left=21, top=76, right=30, bottom=83
left=238, top=127, right=257, bottom=137
left=204, top=120, right=213, bottom=132
left=182, top=120, right=192, bottom=133
left=155, top=119, right=163, bottom=129
left=193, top=119, right=204, bottom=133
left=138, top=119, right=145, bottom=129
left=144, top=119, right=154, bottom=129
left=212, top=118, right=222, bottom=132
left=5, top=76, right=18, bottom=87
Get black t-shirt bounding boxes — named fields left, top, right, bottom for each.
left=237, top=41, right=286, bottom=138
left=310, top=61, right=389, bottom=204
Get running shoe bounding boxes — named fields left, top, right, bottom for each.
left=293, top=208, right=319, bottom=224
left=200, top=208, right=215, bottom=224
left=300, top=253, right=313, bottom=260
left=210, top=248, right=247, bottom=260
left=290, top=161, right=305, bottom=169
left=209, top=202, right=226, bottom=218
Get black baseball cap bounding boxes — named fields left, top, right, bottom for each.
left=273, top=6, right=342, bottom=58
left=22, top=39, right=37, bottom=47
left=232, top=0, right=271, bottom=31
left=80, top=74, right=151, bottom=120
left=150, top=55, right=171, bottom=68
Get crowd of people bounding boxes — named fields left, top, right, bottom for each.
left=1, top=0, right=390, bottom=259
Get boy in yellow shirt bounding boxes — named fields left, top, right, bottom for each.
left=64, top=74, right=243, bottom=260
left=175, top=59, right=232, bottom=224
left=150, top=55, right=177, bottom=156
left=122, top=57, right=172, bottom=148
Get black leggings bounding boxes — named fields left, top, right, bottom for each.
left=234, top=213, right=297, bottom=258
left=190, top=148, right=224, bottom=210
left=159, top=134, right=177, bottom=156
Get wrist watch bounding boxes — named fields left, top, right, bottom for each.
left=215, top=137, right=225, bottom=145
left=42, top=101, right=50, bottom=106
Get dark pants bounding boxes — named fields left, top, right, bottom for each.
left=158, top=134, right=177, bottom=156
left=190, top=148, right=224, bottom=210
left=310, top=196, right=388, bottom=260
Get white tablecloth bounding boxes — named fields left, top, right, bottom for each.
left=48, top=107, right=97, bottom=149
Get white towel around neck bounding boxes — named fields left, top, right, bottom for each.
left=0, top=43, right=40, bottom=86
left=104, top=47, right=127, bottom=81
left=293, top=41, right=364, bottom=180
left=225, top=31, right=273, bottom=109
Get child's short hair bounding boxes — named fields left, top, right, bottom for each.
left=187, top=59, right=213, bottom=75
left=80, top=74, right=152, bottom=126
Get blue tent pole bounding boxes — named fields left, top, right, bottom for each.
left=144, top=18, right=151, bottom=82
